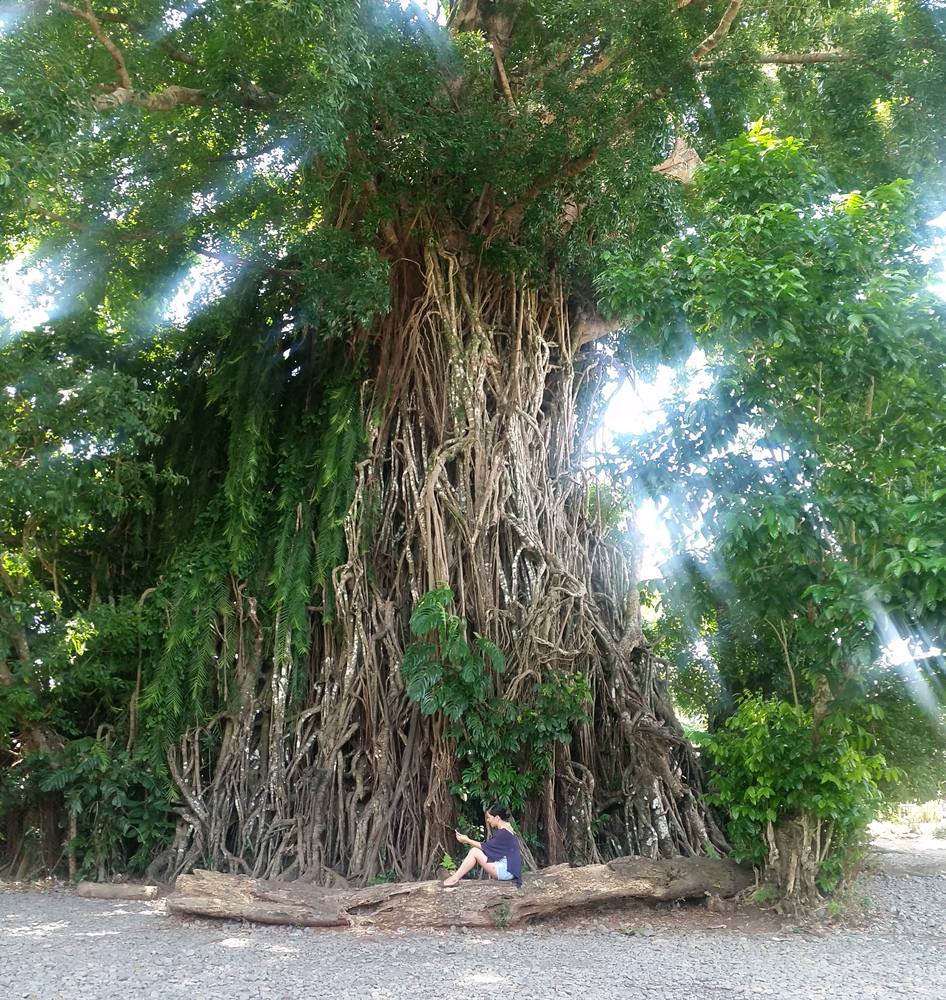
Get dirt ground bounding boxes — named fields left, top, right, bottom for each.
left=2, top=826, right=945, bottom=999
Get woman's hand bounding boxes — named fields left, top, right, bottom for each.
left=454, top=829, right=468, bottom=846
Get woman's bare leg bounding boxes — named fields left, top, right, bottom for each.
left=442, top=848, right=497, bottom=886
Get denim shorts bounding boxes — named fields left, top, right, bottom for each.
left=494, top=857, right=515, bottom=881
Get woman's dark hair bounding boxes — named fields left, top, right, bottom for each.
left=487, top=801, right=511, bottom=820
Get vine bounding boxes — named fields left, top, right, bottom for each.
left=402, top=587, right=591, bottom=814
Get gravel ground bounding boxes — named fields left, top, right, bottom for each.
left=2, top=837, right=944, bottom=1000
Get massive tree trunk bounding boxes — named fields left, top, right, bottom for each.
left=159, top=246, right=725, bottom=885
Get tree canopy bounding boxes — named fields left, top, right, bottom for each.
left=3, top=1, right=944, bottom=316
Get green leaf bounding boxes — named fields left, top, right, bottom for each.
left=475, top=634, right=505, bottom=673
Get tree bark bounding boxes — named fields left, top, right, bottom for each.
left=167, top=857, right=752, bottom=929
left=764, top=813, right=832, bottom=911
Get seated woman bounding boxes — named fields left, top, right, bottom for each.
left=441, top=802, right=523, bottom=888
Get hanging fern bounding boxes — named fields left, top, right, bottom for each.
left=311, top=382, right=366, bottom=622
left=139, top=525, right=230, bottom=755
left=269, top=431, right=317, bottom=708
left=205, top=305, right=281, bottom=576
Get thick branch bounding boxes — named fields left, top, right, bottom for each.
left=446, top=0, right=482, bottom=32
left=697, top=49, right=859, bottom=70
left=93, top=83, right=204, bottom=112
left=489, top=36, right=517, bottom=111
left=572, top=307, right=627, bottom=349
left=92, top=82, right=277, bottom=113
left=56, top=1, right=132, bottom=89
left=95, top=11, right=198, bottom=65
left=155, top=37, right=197, bottom=65
left=691, top=0, right=743, bottom=63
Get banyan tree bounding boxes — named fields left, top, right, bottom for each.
left=1, top=2, right=943, bottom=883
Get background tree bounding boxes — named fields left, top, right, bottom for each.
left=599, top=127, right=946, bottom=902
left=1, top=1, right=944, bottom=884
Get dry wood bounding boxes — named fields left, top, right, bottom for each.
left=167, top=857, right=752, bottom=929
left=76, top=881, right=158, bottom=900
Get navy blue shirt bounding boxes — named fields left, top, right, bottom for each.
left=481, top=828, right=523, bottom=887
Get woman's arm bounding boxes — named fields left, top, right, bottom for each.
left=455, top=829, right=482, bottom=849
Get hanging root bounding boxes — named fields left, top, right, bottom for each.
left=165, top=247, right=726, bottom=883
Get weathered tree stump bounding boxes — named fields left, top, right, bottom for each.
left=167, top=857, right=752, bottom=929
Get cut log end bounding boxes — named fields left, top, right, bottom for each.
left=166, top=857, right=752, bottom=929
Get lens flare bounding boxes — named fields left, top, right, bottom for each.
left=870, top=601, right=945, bottom=724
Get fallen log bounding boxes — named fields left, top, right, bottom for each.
left=76, top=881, right=159, bottom=900
left=167, top=857, right=752, bottom=929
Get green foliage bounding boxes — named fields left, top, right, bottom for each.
left=309, top=382, right=368, bottom=620
left=293, top=231, right=390, bottom=336
left=366, top=869, right=398, bottom=886
left=705, top=695, right=889, bottom=890
left=268, top=374, right=366, bottom=705
left=586, top=481, right=630, bottom=538
left=139, top=532, right=230, bottom=751
left=402, top=586, right=505, bottom=716
left=33, top=738, right=175, bottom=879
left=865, top=676, right=946, bottom=805
left=602, top=129, right=946, bottom=816
left=490, top=899, right=512, bottom=929
left=49, top=599, right=157, bottom=737
left=3, top=1, right=942, bottom=330
left=402, top=588, right=590, bottom=813
left=212, top=326, right=279, bottom=576
left=751, top=884, right=779, bottom=907
left=642, top=583, right=727, bottom=725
